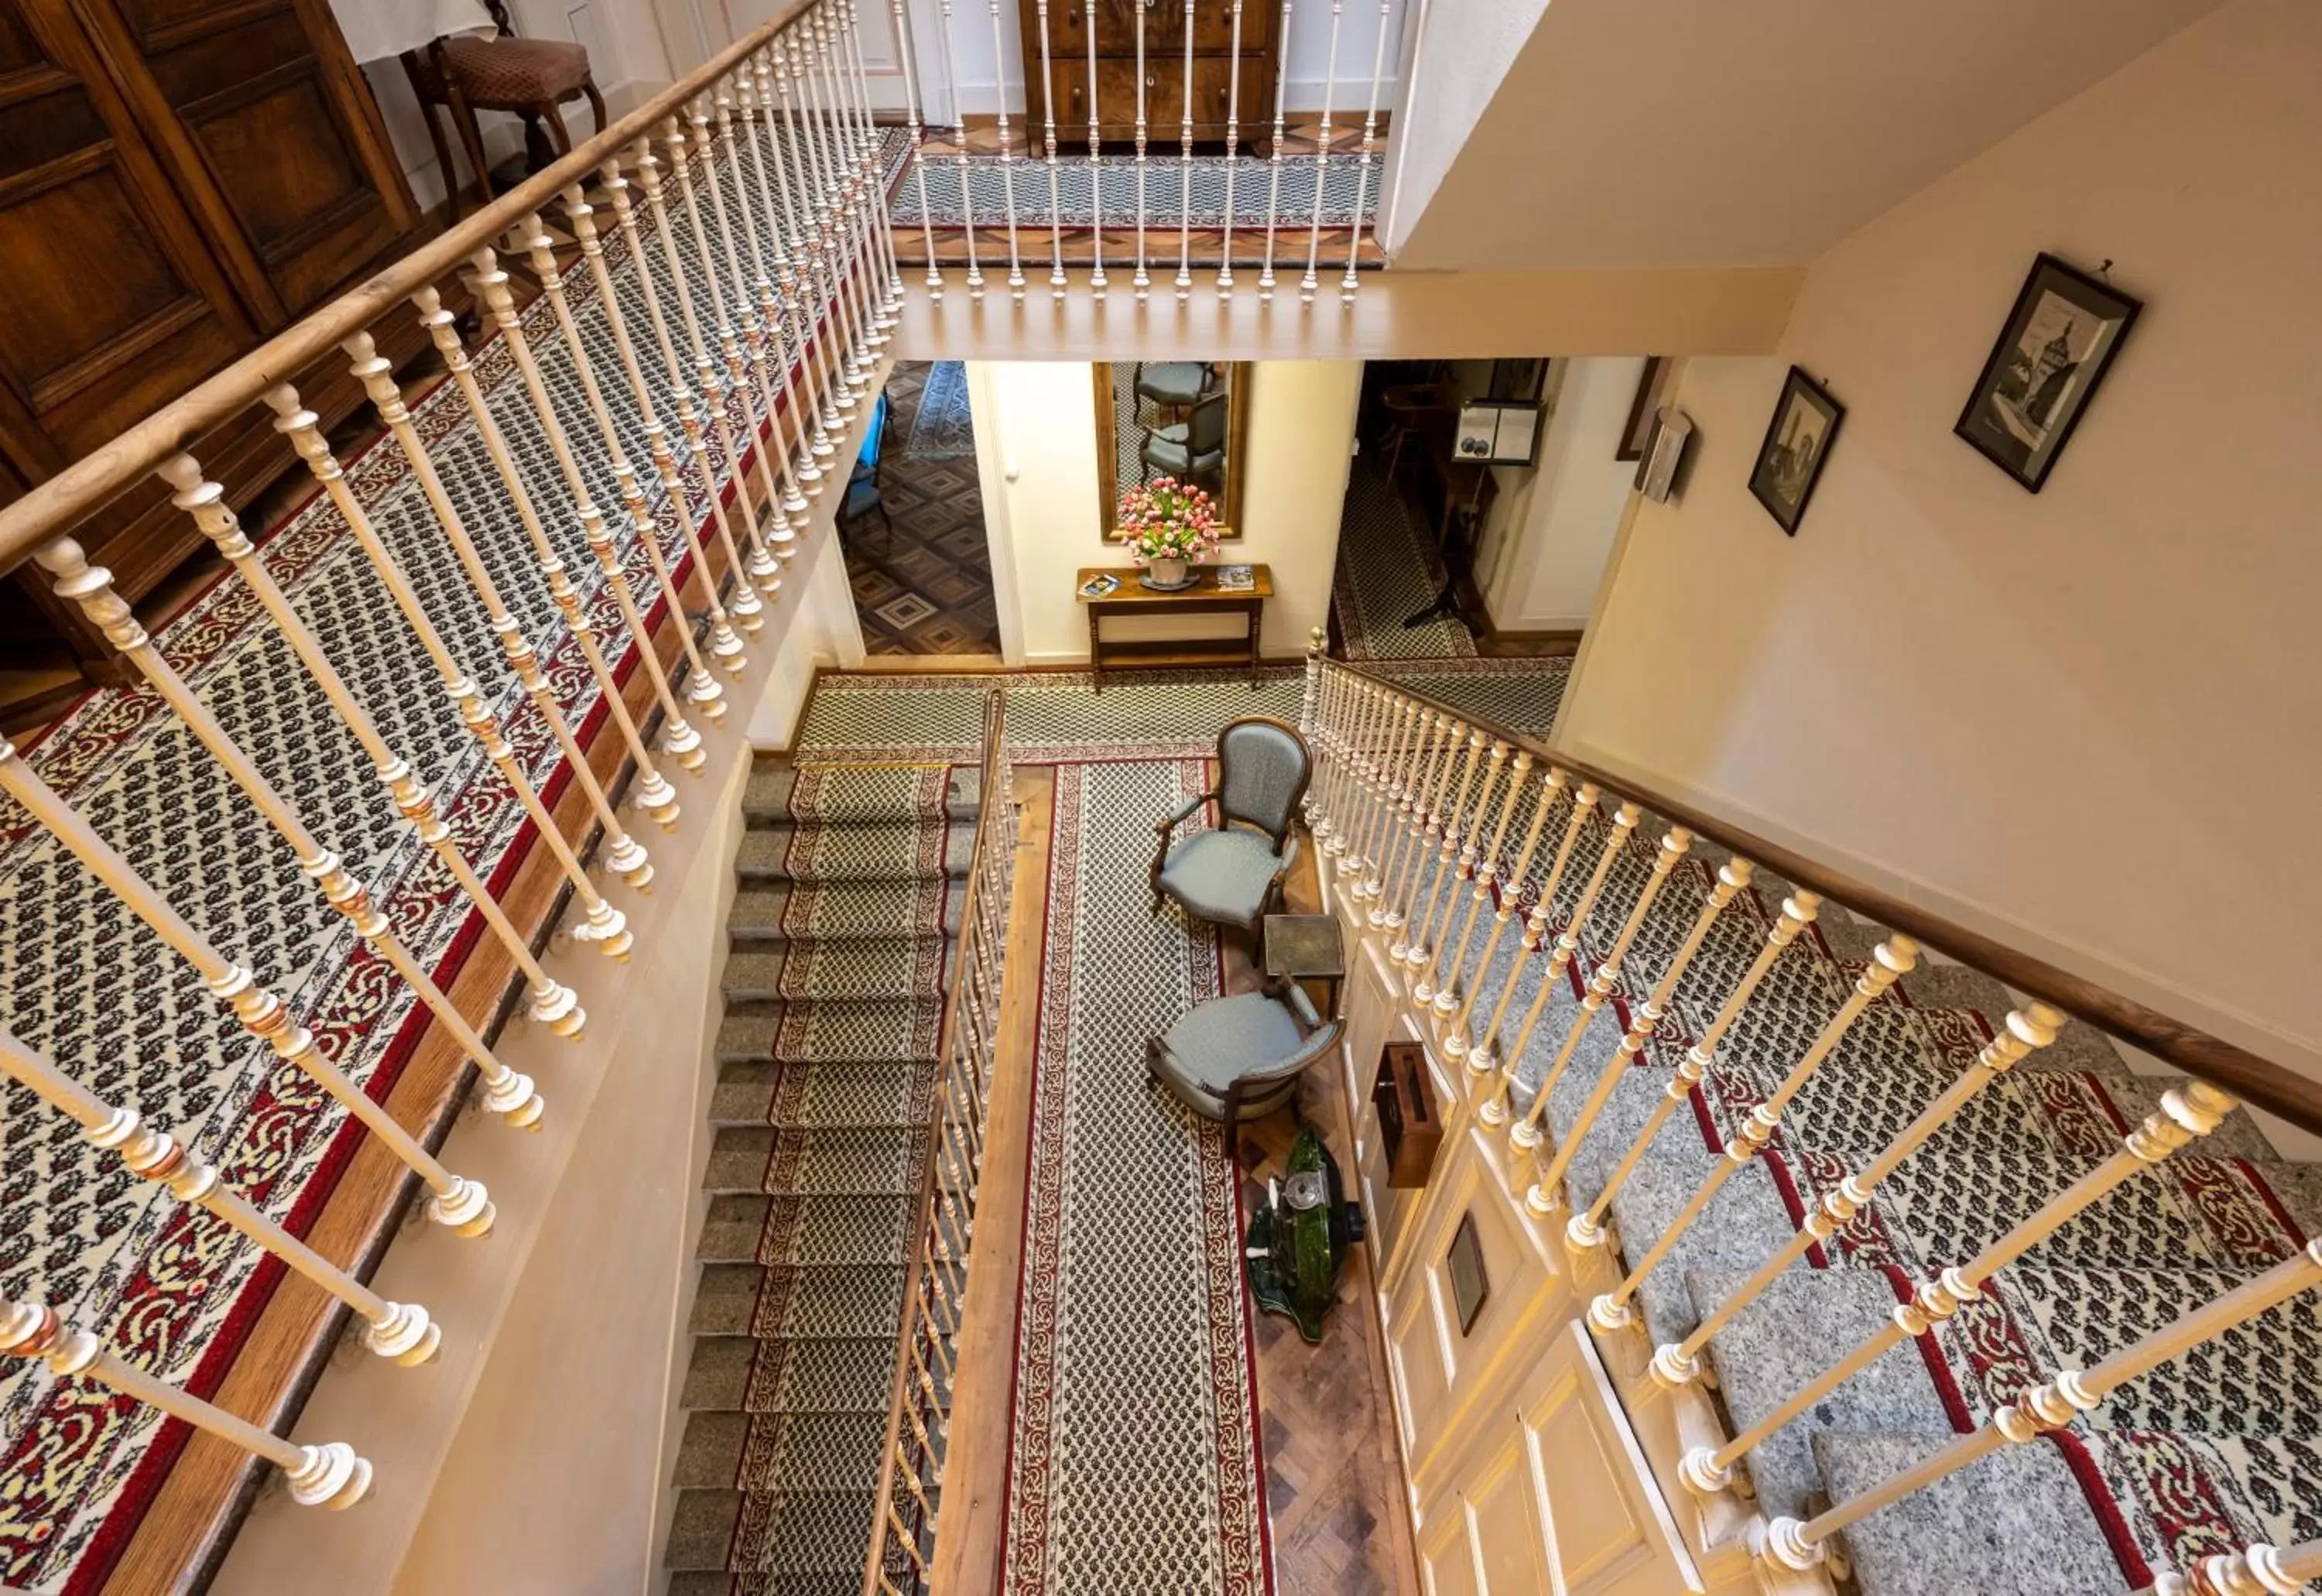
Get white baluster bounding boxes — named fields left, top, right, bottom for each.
left=892, top=0, right=945, bottom=296
left=1413, top=737, right=1512, bottom=1005
left=2154, top=1539, right=2322, bottom=1596
left=36, top=536, right=549, bottom=1130
left=1174, top=0, right=1196, bottom=300
left=0, top=734, right=494, bottom=1235
left=1753, top=1234, right=2322, bottom=1577
left=1258, top=0, right=1292, bottom=300
left=1340, top=0, right=1392, bottom=303
left=984, top=0, right=1026, bottom=299
left=1216, top=0, right=1245, bottom=297
left=1428, top=741, right=1527, bottom=1013
left=0, top=1025, right=443, bottom=1363
left=1446, top=762, right=1565, bottom=1057
left=931, top=0, right=983, bottom=299
left=466, top=248, right=707, bottom=773
left=1386, top=713, right=1463, bottom=959
left=1403, top=723, right=1482, bottom=977
left=1036, top=0, right=1067, bottom=297
left=1300, top=0, right=1344, bottom=304
left=1084, top=0, right=1108, bottom=298
left=1, top=1300, right=372, bottom=1507
left=837, top=0, right=905, bottom=320
left=746, top=60, right=844, bottom=472
left=1133, top=0, right=1152, bottom=301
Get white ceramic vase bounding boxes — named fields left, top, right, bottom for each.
left=1146, top=555, right=1189, bottom=588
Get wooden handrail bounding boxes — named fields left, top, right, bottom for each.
left=1327, top=656, right=2322, bottom=1134
left=0, top=0, right=819, bottom=576
left=861, top=687, right=1009, bottom=1595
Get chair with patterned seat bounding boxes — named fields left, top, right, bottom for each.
left=1147, top=978, right=1341, bottom=1124
left=401, top=0, right=607, bottom=223
left=1151, top=718, right=1310, bottom=957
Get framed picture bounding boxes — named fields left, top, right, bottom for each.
left=1454, top=399, right=1542, bottom=466
left=1748, top=366, right=1843, bottom=535
left=1488, top=357, right=1547, bottom=402
left=1447, top=1211, right=1489, bottom=1336
left=1617, top=356, right=1673, bottom=461
left=1954, top=253, right=2141, bottom=492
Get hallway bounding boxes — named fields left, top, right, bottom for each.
left=844, top=361, right=1001, bottom=657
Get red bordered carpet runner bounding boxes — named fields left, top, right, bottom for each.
left=1001, top=759, right=1274, bottom=1596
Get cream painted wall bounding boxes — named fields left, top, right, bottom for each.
left=1480, top=356, right=1642, bottom=632
left=1559, top=0, right=2322, bottom=1090
left=973, top=360, right=1362, bottom=663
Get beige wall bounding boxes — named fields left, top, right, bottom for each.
left=974, top=360, right=1363, bottom=663
left=1478, top=356, right=1642, bottom=632
left=1560, top=0, right=2322, bottom=1093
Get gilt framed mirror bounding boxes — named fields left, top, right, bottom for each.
left=1094, top=361, right=1252, bottom=538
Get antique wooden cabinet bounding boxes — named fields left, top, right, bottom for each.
left=0, top=0, right=423, bottom=685
left=1021, top=0, right=1280, bottom=147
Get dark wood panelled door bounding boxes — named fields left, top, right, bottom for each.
left=78, top=0, right=415, bottom=326
left=0, top=0, right=252, bottom=469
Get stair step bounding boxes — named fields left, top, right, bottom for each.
left=715, top=1000, right=944, bottom=1066
left=705, top=1126, right=930, bottom=1197
left=687, top=1262, right=909, bottom=1339
left=744, top=762, right=980, bottom=826
left=683, top=1335, right=900, bottom=1414
left=666, top=1487, right=879, bottom=1574
left=1809, top=1430, right=2122, bottom=1596
left=711, top=1060, right=940, bottom=1130
left=735, top=820, right=978, bottom=885
left=727, top=880, right=964, bottom=945
left=697, top=1194, right=918, bottom=1266
left=723, top=940, right=952, bottom=1005
left=676, top=1409, right=891, bottom=1492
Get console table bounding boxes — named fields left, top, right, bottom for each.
left=1075, top=564, right=1272, bottom=691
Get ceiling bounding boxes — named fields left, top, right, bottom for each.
left=1391, top=0, right=2227, bottom=271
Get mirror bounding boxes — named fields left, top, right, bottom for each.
left=1094, top=361, right=1251, bottom=537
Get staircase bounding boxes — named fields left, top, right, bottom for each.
left=1301, top=653, right=2322, bottom=1594
left=666, top=757, right=980, bottom=1592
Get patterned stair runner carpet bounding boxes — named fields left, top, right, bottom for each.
left=1001, top=759, right=1272, bottom=1596
left=666, top=758, right=974, bottom=1595
left=1467, top=796, right=2322, bottom=1594
left=1329, top=464, right=1477, bottom=660
left=0, top=146, right=792, bottom=1596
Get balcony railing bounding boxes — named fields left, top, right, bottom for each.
left=1296, top=643, right=2322, bottom=1592
left=0, top=0, right=897, bottom=1587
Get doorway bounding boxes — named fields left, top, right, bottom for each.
left=839, top=359, right=1002, bottom=656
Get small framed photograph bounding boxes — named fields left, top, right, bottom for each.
left=1454, top=399, right=1542, bottom=467
left=1213, top=563, right=1255, bottom=591
left=1748, top=366, right=1843, bottom=535
left=1447, top=1211, right=1489, bottom=1336
left=1954, top=253, right=2141, bottom=492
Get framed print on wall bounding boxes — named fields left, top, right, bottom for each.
left=1954, top=252, right=2142, bottom=492
left=1617, top=356, right=1674, bottom=461
left=1454, top=399, right=1542, bottom=466
left=1748, top=366, right=1843, bottom=535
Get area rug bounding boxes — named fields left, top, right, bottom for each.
left=899, top=359, right=975, bottom=463
left=1329, top=464, right=1477, bottom=660
left=790, top=667, right=1303, bottom=764
left=889, top=152, right=1375, bottom=231
left=999, top=758, right=1272, bottom=1596
left=0, top=146, right=807, bottom=1594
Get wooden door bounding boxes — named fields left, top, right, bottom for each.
left=74, top=0, right=415, bottom=327
left=0, top=0, right=252, bottom=471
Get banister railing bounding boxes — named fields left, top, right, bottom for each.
left=1298, top=638, right=2322, bottom=1590
left=861, top=688, right=1016, bottom=1595
left=0, top=1, right=896, bottom=1585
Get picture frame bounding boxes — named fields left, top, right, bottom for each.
left=1488, top=357, right=1548, bottom=403
left=1094, top=361, right=1250, bottom=538
left=1954, top=252, right=2141, bottom=492
left=1617, top=355, right=1674, bottom=461
left=1454, top=399, right=1542, bottom=467
left=1748, top=366, right=1844, bottom=535
left=1447, top=1211, right=1489, bottom=1336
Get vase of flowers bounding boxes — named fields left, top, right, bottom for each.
left=1117, top=475, right=1221, bottom=591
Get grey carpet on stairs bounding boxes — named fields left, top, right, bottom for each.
left=1491, top=790, right=2322, bottom=1592
left=663, top=759, right=971, bottom=1584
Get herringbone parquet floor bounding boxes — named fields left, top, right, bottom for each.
left=844, top=361, right=1002, bottom=656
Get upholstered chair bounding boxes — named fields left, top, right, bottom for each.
left=1147, top=978, right=1341, bottom=1123
left=1152, top=718, right=1311, bottom=953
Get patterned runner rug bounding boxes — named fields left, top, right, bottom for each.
left=1001, top=758, right=1272, bottom=1596
left=889, top=152, right=1375, bottom=231
left=790, top=667, right=1303, bottom=763
left=0, top=146, right=794, bottom=1593
left=899, top=360, right=975, bottom=463
left=1329, top=464, right=1476, bottom=660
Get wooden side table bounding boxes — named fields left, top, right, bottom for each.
left=1074, top=564, right=1273, bottom=691
left=1263, top=912, right=1345, bottom=1019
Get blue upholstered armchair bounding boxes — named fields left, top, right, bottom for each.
left=1147, top=978, right=1342, bottom=1122
left=1151, top=718, right=1311, bottom=950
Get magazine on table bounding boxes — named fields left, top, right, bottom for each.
left=1079, top=573, right=1121, bottom=598
left=1213, top=564, right=1255, bottom=591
